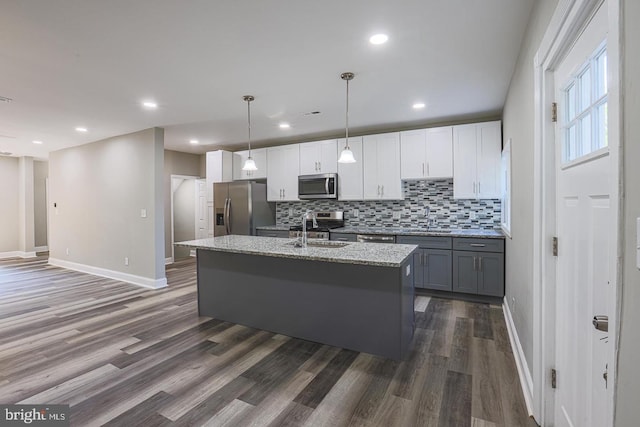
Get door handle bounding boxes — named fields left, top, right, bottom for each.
left=319, top=161, right=321, bottom=171
left=473, top=256, right=477, bottom=271
left=478, top=256, right=482, bottom=271
left=381, top=185, right=384, bottom=197
left=377, top=185, right=380, bottom=196
left=470, top=243, right=486, bottom=247
left=593, top=315, right=609, bottom=332
left=224, top=198, right=231, bottom=235
left=422, top=163, right=425, bottom=176
left=427, top=162, right=430, bottom=176
left=478, top=181, right=481, bottom=194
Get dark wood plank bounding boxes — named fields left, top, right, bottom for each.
left=438, top=370, right=472, bottom=427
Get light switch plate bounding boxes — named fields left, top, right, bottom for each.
left=140, top=209, right=147, bottom=218
left=352, top=209, right=359, bottom=218
left=392, top=211, right=401, bottom=220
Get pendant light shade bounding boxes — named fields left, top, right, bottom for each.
left=241, top=95, right=258, bottom=171
left=338, top=72, right=356, bottom=164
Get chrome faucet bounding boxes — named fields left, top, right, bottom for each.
left=301, top=210, right=318, bottom=247
left=425, top=206, right=436, bottom=230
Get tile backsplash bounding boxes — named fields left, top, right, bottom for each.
left=276, top=179, right=501, bottom=230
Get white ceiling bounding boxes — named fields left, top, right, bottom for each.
left=0, top=0, right=534, bottom=160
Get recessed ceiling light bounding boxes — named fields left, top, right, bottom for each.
left=412, top=102, right=426, bottom=109
left=142, top=101, right=158, bottom=109
left=369, top=34, right=389, bottom=45
left=189, top=139, right=199, bottom=145
left=32, top=140, right=43, bottom=144
left=75, top=127, right=88, bottom=132
left=279, top=123, right=290, bottom=129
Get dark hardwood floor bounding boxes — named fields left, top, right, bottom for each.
left=0, top=254, right=535, bottom=427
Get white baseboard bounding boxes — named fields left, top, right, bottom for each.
left=48, top=258, right=168, bottom=289
left=35, top=246, right=49, bottom=252
left=503, top=298, right=534, bottom=417
left=0, top=251, right=37, bottom=259
left=165, top=257, right=174, bottom=265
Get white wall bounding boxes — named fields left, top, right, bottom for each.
left=48, top=128, right=166, bottom=288
left=0, top=156, right=19, bottom=254
left=614, top=0, right=640, bottom=424
left=163, top=150, right=202, bottom=259
left=501, top=0, right=559, bottom=375
left=173, top=178, right=196, bottom=260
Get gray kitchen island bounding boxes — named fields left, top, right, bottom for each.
left=176, top=235, right=417, bottom=360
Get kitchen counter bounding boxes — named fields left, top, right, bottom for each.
left=176, top=235, right=417, bottom=267
left=176, top=235, right=416, bottom=360
left=331, top=226, right=505, bottom=239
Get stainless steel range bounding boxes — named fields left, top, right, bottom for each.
left=289, top=211, right=344, bottom=240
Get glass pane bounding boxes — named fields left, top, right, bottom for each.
left=566, top=125, right=577, bottom=162
left=579, top=67, right=592, bottom=112
left=580, top=113, right=592, bottom=156
left=566, top=83, right=576, bottom=121
left=596, top=51, right=608, bottom=98
left=597, top=101, right=608, bottom=149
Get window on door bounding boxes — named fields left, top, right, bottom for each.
left=561, top=42, right=607, bottom=164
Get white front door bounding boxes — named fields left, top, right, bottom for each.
left=196, top=179, right=208, bottom=239
left=553, top=2, right=610, bottom=426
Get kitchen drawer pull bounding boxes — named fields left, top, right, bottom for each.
left=470, top=243, right=486, bottom=247
left=337, top=238, right=348, bottom=241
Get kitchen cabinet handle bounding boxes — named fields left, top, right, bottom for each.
left=319, top=161, right=321, bottom=171
left=473, top=182, right=476, bottom=194
left=473, top=256, right=477, bottom=271
left=337, top=238, right=348, bottom=241
left=479, top=256, right=483, bottom=271
left=470, top=243, right=486, bottom=247
left=381, top=185, right=384, bottom=197
left=427, top=163, right=430, bottom=176
left=283, top=188, right=285, bottom=198
left=478, top=182, right=481, bottom=194
left=422, top=163, right=425, bottom=176
left=377, top=185, right=381, bottom=196
left=424, top=254, right=428, bottom=267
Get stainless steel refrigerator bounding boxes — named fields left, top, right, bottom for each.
left=213, top=182, right=275, bottom=236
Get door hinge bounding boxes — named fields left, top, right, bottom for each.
left=551, top=368, right=557, bottom=389
left=552, top=236, right=558, bottom=256
left=551, top=102, right=558, bottom=122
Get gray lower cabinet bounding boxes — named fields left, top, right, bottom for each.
left=256, top=229, right=290, bottom=238
left=452, top=238, right=505, bottom=297
left=397, top=236, right=452, bottom=291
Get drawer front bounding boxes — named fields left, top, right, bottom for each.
left=329, top=232, right=358, bottom=242
left=452, top=237, right=504, bottom=253
left=396, top=235, right=452, bottom=249
left=256, top=229, right=290, bottom=238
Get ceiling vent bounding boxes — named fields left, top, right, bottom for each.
left=0, top=151, right=13, bottom=156
left=303, top=111, right=321, bottom=116
left=0, top=95, right=13, bottom=103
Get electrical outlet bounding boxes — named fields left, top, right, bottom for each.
left=124, top=257, right=129, bottom=266
left=392, top=211, right=401, bottom=220
left=353, top=209, right=359, bottom=218
left=140, top=209, right=147, bottom=218
left=289, top=208, right=294, bottom=216
left=469, top=211, right=477, bottom=220
left=65, top=248, right=70, bottom=255
left=511, top=297, right=516, bottom=313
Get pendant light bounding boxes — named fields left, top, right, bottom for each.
left=338, top=72, right=356, bottom=163
left=241, top=95, right=258, bottom=171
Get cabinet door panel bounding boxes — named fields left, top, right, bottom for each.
left=452, top=251, right=478, bottom=294
left=400, top=129, right=427, bottom=179
left=477, top=121, right=502, bottom=198
left=413, top=250, right=426, bottom=288
left=453, top=124, right=477, bottom=199
left=299, top=143, right=319, bottom=175
left=337, top=137, right=363, bottom=200
left=426, top=126, right=453, bottom=178
left=376, top=133, right=402, bottom=199
left=362, top=136, right=380, bottom=199
left=319, top=139, right=338, bottom=173
left=424, top=249, right=452, bottom=291
left=477, top=252, right=504, bottom=296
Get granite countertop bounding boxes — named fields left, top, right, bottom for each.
left=331, top=226, right=505, bottom=239
left=175, top=235, right=417, bottom=267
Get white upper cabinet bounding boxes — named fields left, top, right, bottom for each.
left=337, top=137, right=363, bottom=200
left=299, top=139, right=338, bottom=175
left=233, top=148, right=267, bottom=180
left=400, top=127, right=453, bottom=180
left=206, top=150, right=233, bottom=201
left=453, top=121, right=501, bottom=199
left=363, top=132, right=403, bottom=200
left=266, top=145, right=300, bottom=201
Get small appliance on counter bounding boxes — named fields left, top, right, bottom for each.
left=289, top=211, right=344, bottom=240
left=214, top=182, right=275, bottom=236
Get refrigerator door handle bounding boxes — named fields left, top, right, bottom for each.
left=224, top=198, right=231, bottom=235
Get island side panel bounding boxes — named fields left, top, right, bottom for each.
left=196, top=249, right=414, bottom=360
left=400, top=258, right=415, bottom=360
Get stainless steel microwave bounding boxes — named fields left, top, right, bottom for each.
left=298, top=173, right=338, bottom=199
